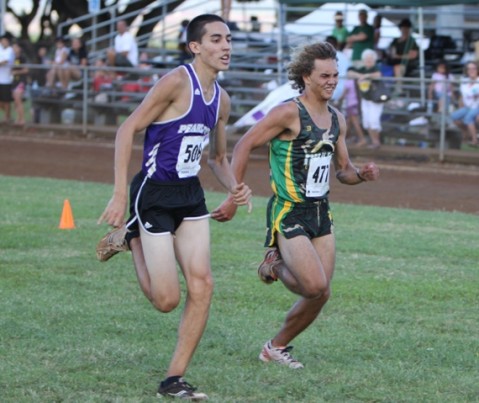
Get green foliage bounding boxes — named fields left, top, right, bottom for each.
left=1, top=176, right=478, bottom=402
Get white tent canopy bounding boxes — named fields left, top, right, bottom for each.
left=283, top=2, right=402, bottom=50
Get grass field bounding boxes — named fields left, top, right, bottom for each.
left=1, top=175, right=478, bottom=402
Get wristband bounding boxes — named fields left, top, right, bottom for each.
left=356, top=169, right=365, bottom=182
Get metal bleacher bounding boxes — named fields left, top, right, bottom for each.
left=26, top=1, right=479, bottom=161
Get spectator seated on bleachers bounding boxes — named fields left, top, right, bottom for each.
left=427, top=60, right=456, bottom=114
left=385, top=18, right=419, bottom=95
left=92, top=58, right=114, bottom=103
left=450, top=60, right=479, bottom=147
left=44, top=37, right=70, bottom=93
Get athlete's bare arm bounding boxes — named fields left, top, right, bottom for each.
left=98, top=67, right=190, bottom=227
left=207, top=88, right=234, bottom=189
left=208, top=87, right=252, bottom=208
left=232, top=101, right=299, bottom=183
left=332, top=106, right=379, bottom=185
left=211, top=101, right=298, bottom=222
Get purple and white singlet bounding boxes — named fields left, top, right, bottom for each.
left=141, top=63, right=221, bottom=182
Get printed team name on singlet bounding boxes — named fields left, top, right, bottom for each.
left=178, top=123, right=211, bottom=135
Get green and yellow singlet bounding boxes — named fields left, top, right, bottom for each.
left=269, top=98, right=340, bottom=204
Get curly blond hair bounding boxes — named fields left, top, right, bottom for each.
left=287, top=42, right=337, bottom=93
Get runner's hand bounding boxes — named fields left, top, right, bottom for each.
left=97, top=194, right=127, bottom=227
left=211, top=195, right=238, bottom=222
left=231, top=182, right=253, bottom=213
left=359, top=162, right=380, bottom=182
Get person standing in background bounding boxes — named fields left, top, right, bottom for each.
left=11, top=42, right=29, bottom=127
left=373, top=14, right=382, bottom=52
left=347, top=48, right=384, bottom=149
left=337, top=77, right=367, bottom=147
left=332, top=11, right=349, bottom=51
left=177, top=19, right=190, bottom=65
left=250, top=15, right=261, bottom=33
left=346, top=9, right=374, bottom=67
left=325, top=35, right=349, bottom=104
left=0, top=34, right=15, bottom=124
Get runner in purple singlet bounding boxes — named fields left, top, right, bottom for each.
left=97, top=14, right=251, bottom=400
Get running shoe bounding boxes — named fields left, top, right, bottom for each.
left=96, top=226, right=129, bottom=262
left=157, top=377, right=208, bottom=400
left=257, top=248, right=282, bottom=284
left=259, top=340, right=304, bottom=369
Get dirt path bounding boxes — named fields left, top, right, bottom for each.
left=1, top=134, right=478, bottom=214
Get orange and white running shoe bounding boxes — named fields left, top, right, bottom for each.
left=259, top=340, right=304, bottom=369
left=96, top=226, right=129, bottom=262
left=257, top=247, right=282, bottom=284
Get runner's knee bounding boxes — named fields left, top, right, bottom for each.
left=186, top=272, right=214, bottom=302
left=150, top=293, right=181, bottom=313
left=301, top=280, right=330, bottom=300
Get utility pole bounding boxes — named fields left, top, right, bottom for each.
left=0, top=0, right=6, bottom=35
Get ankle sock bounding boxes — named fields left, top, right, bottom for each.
left=161, top=375, right=182, bottom=387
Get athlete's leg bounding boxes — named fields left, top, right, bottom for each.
left=167, top=218, right=213, bottom=377
left=271, top=233, right=336, bottom=347
left=129, top=237, right=152, bottom=302
left=139, top=228, right=181, bottom=313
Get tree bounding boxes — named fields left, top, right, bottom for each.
left=6, top=0, right=184, bottom=49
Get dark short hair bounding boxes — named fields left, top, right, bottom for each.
left=398, top=18, right=412, bottom=28
left=325, top=35, right=338, bottom=49
left=186, top=14, right=226, bottom=45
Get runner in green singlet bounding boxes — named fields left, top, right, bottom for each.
left=212, top=41, right=380, bottom=368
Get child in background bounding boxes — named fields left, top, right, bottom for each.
left=427, top=60, right=455, bottom=114
left=12, top=43, right=29, bottom=127
left=338, top=78, right=367, bottom=147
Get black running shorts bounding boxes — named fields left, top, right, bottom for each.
left=264, top=197, right=333, bottom=247
left=126, top=172, right=208, bottom=236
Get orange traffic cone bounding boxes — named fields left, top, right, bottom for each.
left=59, top=199, right=76, bottom=229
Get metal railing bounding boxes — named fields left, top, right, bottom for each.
left=19, top=60, right=476, bottom=162
left=10, top=2, right=479, bottom=162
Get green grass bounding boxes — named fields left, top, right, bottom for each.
left=1, top=175, right=478, bottom=402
